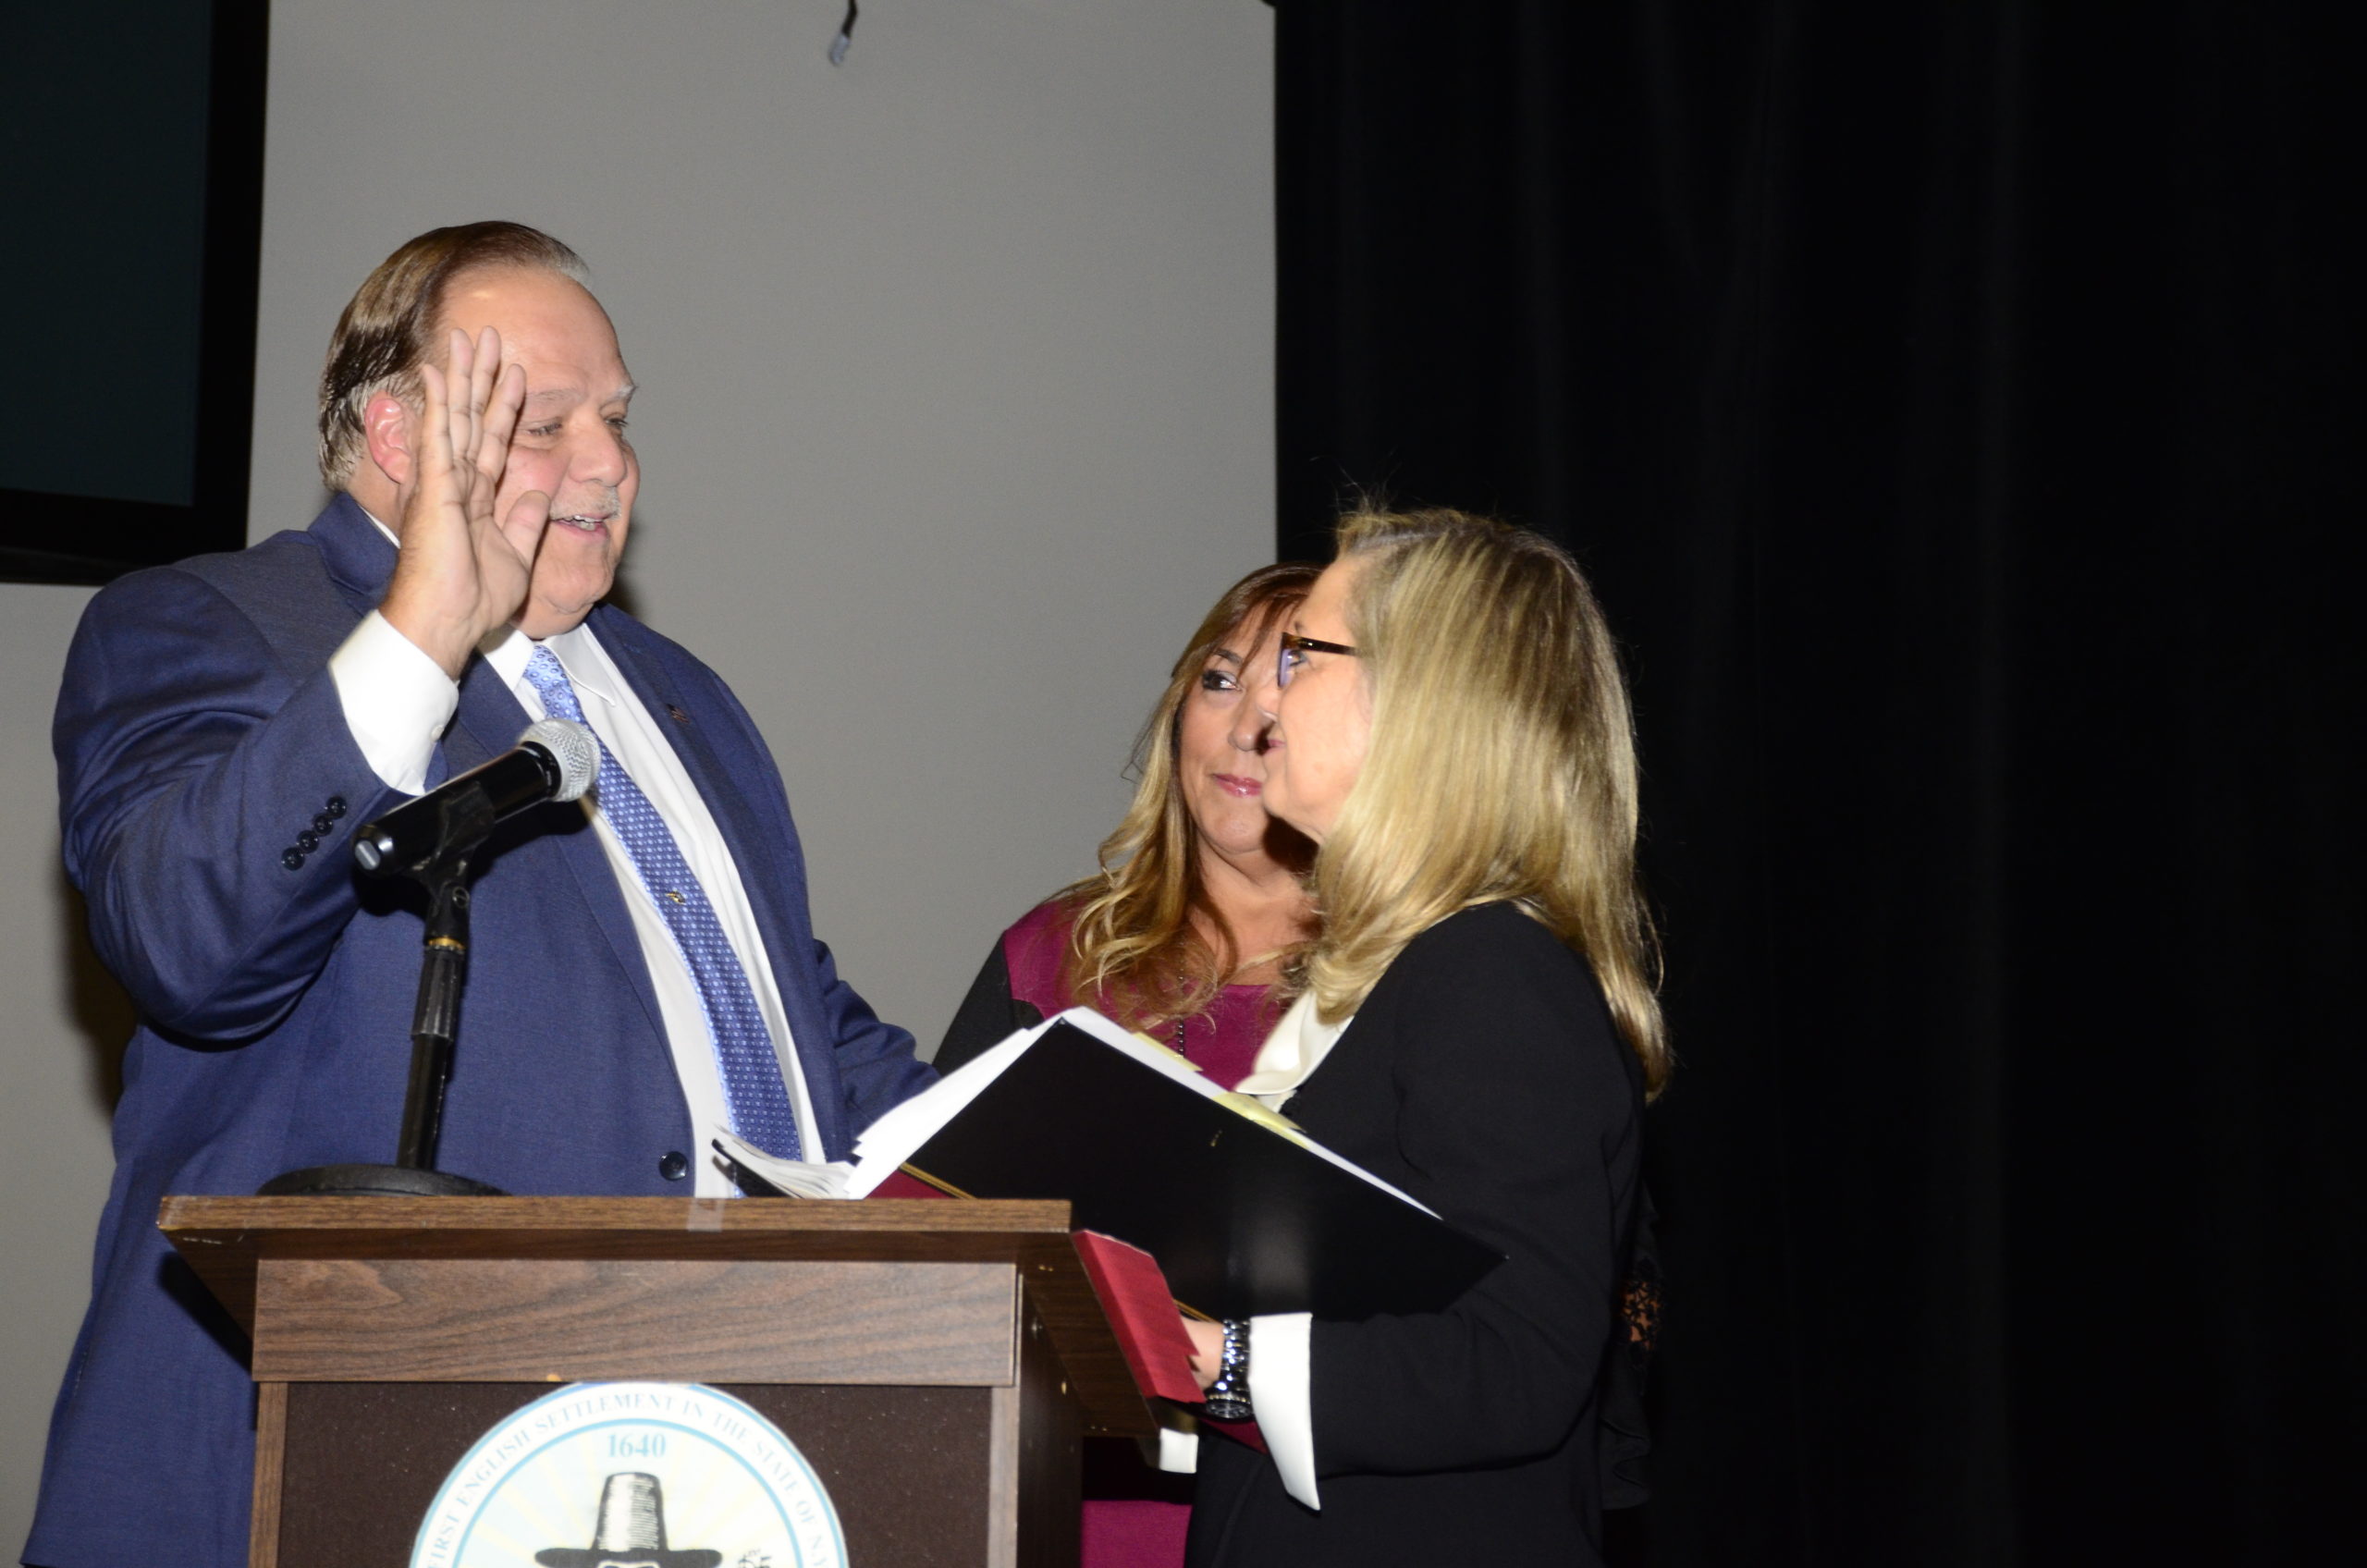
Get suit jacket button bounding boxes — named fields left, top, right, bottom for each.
left=296, top=830, right=320, bottom=852
left=279, top=848, right=305, bottom=871
left=324, top=796, right=348, bottom=819
left=658, top=1150, right=690, bottom=1182
left=313, top=813, right=337, bottom=834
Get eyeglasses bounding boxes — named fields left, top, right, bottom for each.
left=1277, top=631, right=1359, bottom=688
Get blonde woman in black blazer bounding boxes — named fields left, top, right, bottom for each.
left=1180, top=509, right=1669, bottom=1568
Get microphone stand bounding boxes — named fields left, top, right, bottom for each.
left=259, top=831, right=506, bottom=1197
left=389, top=849, right=495, bottom=1182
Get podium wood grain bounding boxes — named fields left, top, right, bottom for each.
left=254, top=1256, right=1016, bottom=1382
left=250, top=1381, right=285, bottom=1568
left=162, top=1194, right=1148, bottom=1434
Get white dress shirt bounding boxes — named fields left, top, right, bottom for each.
left=325, top=533, right=814, bottom=1196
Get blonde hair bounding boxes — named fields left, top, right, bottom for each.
left=1056, top=561, right=1322, bottom=1029
left=1306, top=508, right=1670, bottom=1096
left=316, top=222, right=588, bottom=489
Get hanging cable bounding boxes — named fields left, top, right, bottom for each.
left=829, top=0, right=859, bottom=66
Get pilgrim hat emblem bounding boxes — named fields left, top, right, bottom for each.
left=535, top=1472, right=722, bottom=1568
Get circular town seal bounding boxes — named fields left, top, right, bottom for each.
left=410, top=1381, right=847, bottom=1568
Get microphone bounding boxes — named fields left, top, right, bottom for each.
left=351, top=717, right=600, bottom=876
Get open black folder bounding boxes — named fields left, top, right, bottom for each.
left=721, top=1009, right=1502, bottom=1320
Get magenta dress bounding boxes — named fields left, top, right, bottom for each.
left=936, top=900, right=1280, bottom=1568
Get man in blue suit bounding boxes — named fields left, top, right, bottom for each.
left=26, top=223, right=935, bottom=1568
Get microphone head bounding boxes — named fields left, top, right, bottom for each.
left=519, top=717, right=599, bottom=802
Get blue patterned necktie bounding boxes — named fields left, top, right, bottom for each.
left=523, top=645, right=803, bottom=1159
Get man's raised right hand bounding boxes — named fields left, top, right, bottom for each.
left=379, top=326, right=552, bottom=680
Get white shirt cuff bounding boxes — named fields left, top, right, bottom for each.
left=1249, top=1312, right=1318, bottom=1509
left=328, top=609, right=459, bottom=793
left=1147, top=1409, right=1202, bottom=1474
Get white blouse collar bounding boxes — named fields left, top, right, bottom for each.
left=1233, top=991, right=1355, bottom=1110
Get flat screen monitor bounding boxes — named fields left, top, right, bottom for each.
left=0, top=1, right=268, bottom=584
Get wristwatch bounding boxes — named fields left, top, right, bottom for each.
left=1203, top=1317, right=1254, bottom=1421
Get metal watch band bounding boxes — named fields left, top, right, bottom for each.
left=1203, top=1317, right=1255, bottom=1421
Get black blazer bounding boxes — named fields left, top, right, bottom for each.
left=1185, top=901, right=1646, bottom=1568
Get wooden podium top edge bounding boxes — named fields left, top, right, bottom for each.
left=161, top=1196, right=1085, bottom=1343
left=158, top=1195, right=1154, bottom=1434
left=160, top=1193, right=1075, bottom=1240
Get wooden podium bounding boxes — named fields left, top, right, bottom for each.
left=162, top=1194, right=1151, bottom=1568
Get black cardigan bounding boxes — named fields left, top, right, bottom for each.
left=1184, top=902, right=1646, bottom=1568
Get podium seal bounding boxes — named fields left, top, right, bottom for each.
left=411, top=1382, right=847, bottom=1568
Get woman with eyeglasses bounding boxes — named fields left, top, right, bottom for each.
left=1177, top=508, right=1669, bottom=1568
left=936, top=560, right=1325, bottom=1568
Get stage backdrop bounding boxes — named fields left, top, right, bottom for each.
left=1273, top=3, right=2360, bottom=1563
left=0, top=0, right=1274, bottom=1545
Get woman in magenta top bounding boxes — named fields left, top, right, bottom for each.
left=937, top=561, right=1323, bottom=1568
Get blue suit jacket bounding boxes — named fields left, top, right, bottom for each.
left=27, top=496, right=934, bottom=1568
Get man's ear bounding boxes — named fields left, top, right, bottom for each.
left=362, top=391, right=416, bottom=487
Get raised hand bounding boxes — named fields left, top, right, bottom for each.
left=379, top=327, right=552, bottom=679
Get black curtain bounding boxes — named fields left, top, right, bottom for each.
left=1273, top=4, right=2361, bottom=1562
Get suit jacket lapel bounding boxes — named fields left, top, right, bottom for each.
left=590, top=608, right=840, bottom=1144
left=449, top=651, right=674, bottom=1056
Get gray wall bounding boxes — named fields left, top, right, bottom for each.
left=1, top=0, right=1272, bottom=1541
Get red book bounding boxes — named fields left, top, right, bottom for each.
left=865, top=1166, right=954, bottom=1201
left=1071, top=1230, right=1203, bottom=1405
